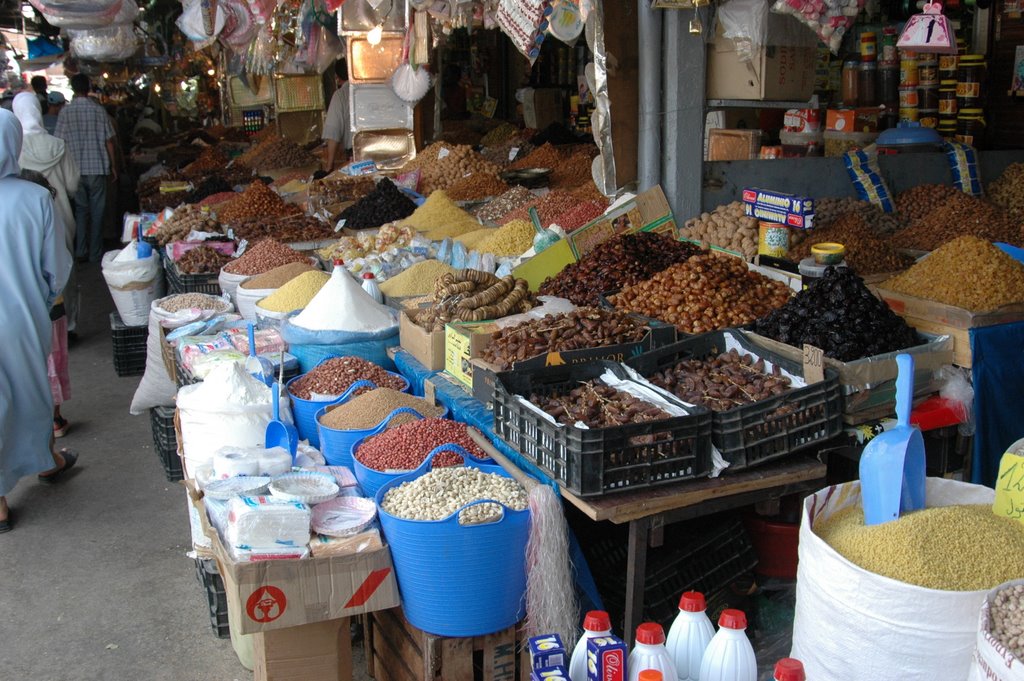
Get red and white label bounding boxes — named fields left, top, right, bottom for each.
left=246, top=586, right=287, bottom=623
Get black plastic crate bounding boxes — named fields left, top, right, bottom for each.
left=149, top=405, right=182, bottom=481
left=110, top=312, right=148, bottom=377
left=493, top=360, right=712, bottom=497
left=164, top=255, right=221, bottom=295
left=194, top=557, right=230, bottom=639
left=626, top=330, right=844, bottom=470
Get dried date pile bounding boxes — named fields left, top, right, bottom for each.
left=648, top=349, right=792, bottom=412
left=539, top=233, right=704, bottom=306
left=530, top=380, right=671, bottom=428
left=482, top=308, right=648, bottom=370
left=176, top=245, right=232, bottom=274
left=753, top=267, right=919, bottom=361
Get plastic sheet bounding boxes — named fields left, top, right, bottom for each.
left=719, top=0, right=768, bottom=63
left=28, top=0, right=121, bottom=29
left=69, top=22, right=139, bottom=61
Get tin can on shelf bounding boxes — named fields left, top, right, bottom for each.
left=938, top=80, right=958, bottom=116
left=956, top=109, right=985, bottom=146
left=758, top=222, right=790, bottom=259
left=919, top=110, right=939, bottom=128
left=900, top=58, right=919, bottom=87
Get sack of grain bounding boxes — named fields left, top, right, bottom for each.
left=101, top=244, right=164, bottom=326
left=968, top=579, right=1024, bottom=681
left=792, top=478, right=996, bottom=681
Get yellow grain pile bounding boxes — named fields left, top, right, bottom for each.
left=815, top=504, right=1024, bottom=591
left=402, top=191, right=482, bottom=240
left=455, top=228, right=498, bottom=250
left=379, top=260, right=457, bottom=297
left=475, top=220, right=535, bottom=257
left=258, top=271, right=331, bottom=312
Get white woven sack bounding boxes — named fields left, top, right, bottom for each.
left=234, top=285, right=276, bottom=321
left=792, top=477, right=995, bottom=681
left=218, top=268, right=250, bottom=306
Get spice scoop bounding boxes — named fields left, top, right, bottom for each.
left=859, top=353, right=926, bottom=525
left=265, top=351, right=299, bottom=459
left=529, top=206, right=559, bottom=253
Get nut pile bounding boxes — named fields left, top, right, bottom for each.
left=475, top=186, right=535, bottom=223
left=479, top=140, right=532, bottom=168
left=399, top=142, right=500, bottom=194
left=813, top=197, right=902, bottom=236
left=217, top=180, right=301, bottom=225
left=354, top=418, right=487, bottom=471
left=288, top=356, right=405, bottom=400
left=648, top=349, right=792, bottom=411
left=446, top=173, right=509, bottom=201
left=381, top=467, right=527, bottom=524
left=157, top=293, right=232, bottom=314
left=482, top=308, right=648, bottom=370
left=414, top=270, right=533, bottom=330
left=240, top=261, right=314, bottom=290
left=154, top=204, right=220, bottom=246
left=539, top=233, right=704, bottom=306
left=530, top=380, right=671, bottom=427
left=509, top=143, right=562, bottom=171
left=754, top=267, right=919, bottom=361
left=989, top=584, right=1024, bottom=660
left=181, top=146, right=229, bottom=178
left=989, top=163, right=1024, bottom=222
left=786, top=213, right=913, bottom=275
left=890, top=192, right=1023, bottom=250
left=237, top=137, right=316, bottom=170
left=882, top=236, right=1024, bottom=311
left=895, top=184, right=965, bottom=227
left=176, top=245, right=232, bottom=274
left=610, top=253, right=793, bottom=334
left=319, top=388, right=445, bottom=431
left=229, top=215, right=335, bottom=243
left=337, top=179, right=417, bottom=229
left=499, top=190, right=579, bottom=226
left=222, top=239, right=308, bottom=276
left=681, top=202, right=759, bottom=261
left=552, top=200, right=607, bottom=232
left=480, top=123, right=520, bottom=147
left=549, top=146, right=600, bottom=190
left=815, top=504, right=1024, bottom=591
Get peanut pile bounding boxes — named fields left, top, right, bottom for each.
left=222, top=239, right=308, bottom=276
left=610, top=253, right=793, bottom=334
left=895, top=184, right=965, bottom=227
left=990, top=583, right=1024, bottom=660
left=288, top=356, right=405, bottom=400
left=354, top=418, right=487, bottom=471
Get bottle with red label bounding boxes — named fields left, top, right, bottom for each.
left=627, top=623, right=678, bottom=681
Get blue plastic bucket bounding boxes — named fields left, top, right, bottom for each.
left=353, top=439, right=479, bottom=498
left=375, top=453, right=529, bottom=637
left=287, top=369, right=409, bottom=449
left=317, top=405, right=447, bottom=469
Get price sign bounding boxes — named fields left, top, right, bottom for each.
left=509, top=146, right=520, bottom=161
left=334, top=218, right=347, bottom=233
left=438, top=148, right=450, bottom=160
left=994, top=452, right=1024, bottom=524
left=802, top=344, right=825, bottom=384
left=234, top=239, right=249, bottom=257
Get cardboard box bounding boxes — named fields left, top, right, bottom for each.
left=188, top=482, right=400, bottom=635
left=399, top=310, right=445, bottom=371
left=567, top=186, right=678, bottom=259
left=826, top=107, right=882, bottom=133
left=706, top=15, right=816, bottom=101
left=707, top=129, right=762, bottom=160
left=444, top=320, right=499, bottom=390
left=254, top=617, right=352, bottom=681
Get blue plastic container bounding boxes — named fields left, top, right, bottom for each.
left=287, top=369, right=409, bottom=449
left=317, top=406, right=448, bottom=469
left=375, top=452, right=530, bottom=637
left=353, top=438, right=479, bottom=498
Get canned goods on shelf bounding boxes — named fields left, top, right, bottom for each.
left=899, top=86, right=920, bottom=108
left=919, top=110, right=939, bottom=128
left=900, top=58, right=919, bottom=87
left=899, top=107, right=920, bottom=122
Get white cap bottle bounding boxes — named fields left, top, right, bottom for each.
left=698, top=610, right=757, bottom=681
left=627, top=623, right=678, bottom=681
left=361, top=271, right=383, bottom=304
left=666, top=591, right=715, bottom=681
left=569, top=610, right=611, bottom=681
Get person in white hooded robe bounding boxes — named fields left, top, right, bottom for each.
left=13, top=91, right=80, bottom=335
left=0, top=108, right=76, bottom=533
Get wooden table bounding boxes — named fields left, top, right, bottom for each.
left=560, top=456, right=827, bottom=640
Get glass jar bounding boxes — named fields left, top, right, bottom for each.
left=879, top=66, right=900, bottom=107
left=859, top=62, right=878, bottom=106
left=938, top=80, right=957, bottom=116
left=918, top=85, right=939, bottom=110
left=956, top=109, right=985, bottom=146
left=918, top=54, right=939, bottom=86
left=842, top=60, right=860, bottom=106
left=880, top=27, right=898, bottom=66
left=957, top=55, right=986, bottom=108
left=860, top=31, right=877, bottom=61
left=939, top=54, right=958, bottom=80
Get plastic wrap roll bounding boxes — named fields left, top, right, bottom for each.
left=213, top=449, right=261, bottom=478
left=258, top=447, right=293, bottom=476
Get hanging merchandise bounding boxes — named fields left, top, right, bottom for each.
left=898, top=2, right=957, bottom=54
left=69, top=24, right=140, bottom=64
left=28, top=0, right=122, bottom=29
left=772, top=0, right=865, bottom=54
left=547, top=0, right=585, bottom=45
left=178, top=0, right=228, bottom=48
left=496, top=0, right=552, bottom=62
left=219, top=0, right=259, bottom=50
left=391, top=25, right=433, bottom=104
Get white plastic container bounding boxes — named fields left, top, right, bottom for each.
left=361, top=272, right=384, bottom=304
left=698, top=610, right=757, bottom=681
left=628, top=623, right=678, bottom=681
left=666, top=591, right=715, bottom=681
left=774, top=658, right=806, bottom=681
left=569, top=610, right=612, bottom=681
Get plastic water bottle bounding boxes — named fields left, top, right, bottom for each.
left=698, top=610, right=756, bottom=681
left=665, top=591, right=715, bottom=681
left=569, top=610, right=612, bottom=681
left=361, top=272, right=384, bottom=304
left=773, top=658, right=805, bottom=681
left=627, top=623, right=678, bottom=681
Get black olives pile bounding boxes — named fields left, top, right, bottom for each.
left=752, top=267, right=920, bottom=361
left=336, top=179, right=416, bottom=229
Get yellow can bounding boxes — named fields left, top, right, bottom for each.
left=758, top=221, right=790, bottom=258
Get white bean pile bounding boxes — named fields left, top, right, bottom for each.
left=381, top=467, right=528, bottom=525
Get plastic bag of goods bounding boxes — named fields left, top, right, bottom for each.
left=68, top=23, right=139, bottom=61
left=176, top=0, right=227, bottom=47
left=281, top=265, right=399, bottom=372
left=792, top=477, right=1005, bottom=681
left=101, top=241, right=164, bottom=326
left=176, top=362, right=293, bottom=477
left=28, top=0, right=121, bottom=29
left=968, top=578, right=1024, bottom=681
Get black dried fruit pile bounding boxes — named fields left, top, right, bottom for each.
left=336, top=179, right=416, bottom=229
left=752, top=267, right=919, bottom=361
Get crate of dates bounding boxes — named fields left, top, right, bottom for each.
left=493, top=360, right=712, bottom=497
left=626, top=330, right=843, bottom=470
left=164, top=251, right=226, bottom=296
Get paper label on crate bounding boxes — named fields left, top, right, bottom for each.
left=246, top=585, right=288, bottom=623
left=993, top=452, right=1024, bottom=523
left=803, top=344, right=825, bottom=384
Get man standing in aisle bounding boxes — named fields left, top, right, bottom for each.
left=43, top=91, right=64, bottom=135
left=55, top=74, right=117, bottom=264
left=321, top=58, right=352, bottom=173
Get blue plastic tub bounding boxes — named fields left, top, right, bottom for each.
left=353, top=438, right=479, bottom=498
left=317, top=406, right=448, bottom=469
left=287, top=369, right=409, bottom=449
left=375, top=453, right=530, bottom=637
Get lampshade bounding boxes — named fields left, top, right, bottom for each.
left=897, top=2, right=957, bottom=54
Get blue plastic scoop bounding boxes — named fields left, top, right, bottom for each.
left=265, top=351, right=298, bottom=460
left=859, top=353, right=927, bottom=525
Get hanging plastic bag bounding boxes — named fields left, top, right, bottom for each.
left=772, top=0, right=864, bottom=54
left=177, top=0, right=227, bottom=47
left=219, top=0, right=258, bottom=49
left=69, top=23, right=139, bottom=61
left=28, top=0, right=121, bottom=29
left=718, top=0, right=768, bottom=63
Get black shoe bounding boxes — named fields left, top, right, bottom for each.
left=38, top=449, right=78, bottom=484
left=0, top=509, right=13, bottom=533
